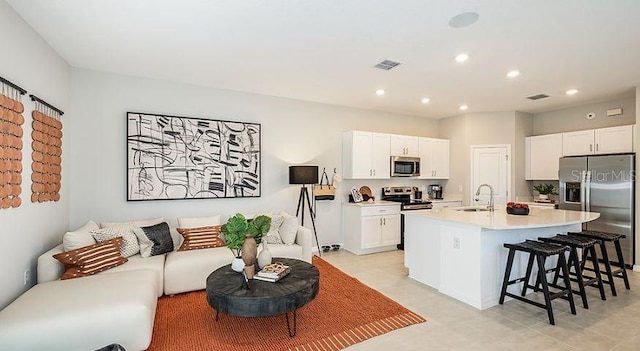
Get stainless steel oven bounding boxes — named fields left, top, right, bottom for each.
left=390, top=156, right=420, bottom=177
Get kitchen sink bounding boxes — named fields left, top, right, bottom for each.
left=457, top=208, right=490, bottom=212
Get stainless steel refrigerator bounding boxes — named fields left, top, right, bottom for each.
left=558, top=154, right=635, bottom=265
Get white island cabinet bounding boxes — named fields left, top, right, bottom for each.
left=343, top=202, right=401, bottom=255
left=403, top=207, right=599, bottom=310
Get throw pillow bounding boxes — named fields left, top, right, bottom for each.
left=132, top=222, right=174, bottom=257
left=263, top=213, right=285, bottom=245
left=177, top=215, right=221, bottom=228
left=100, top=217, right=165, bottom=229
left=53, top=237, right=128, bottom=280
left=279, top=211, right=298, bottom=245
left=63, top=220, right=99, bottom=251
left=91, top=226, right=140, bottom=258
left=177, top=225, right=225, bottom=251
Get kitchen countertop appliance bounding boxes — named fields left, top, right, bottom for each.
left=390, top=156, right=420, bottom=177
left=427, top=184, right=443, bottom=199
left=381, top=186, right=432, bottom=250
left=558, top=154, right=635, bottom=266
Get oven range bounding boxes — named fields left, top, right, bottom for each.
left=380, top=186, right=432, bottom=250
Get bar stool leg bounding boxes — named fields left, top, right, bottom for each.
left=558, top=253, right=577, bottom=315
left=569, top=248, right=588, bottom=309
left=499, top=249, right=516, bottom=305
left=599, top=241, right=617, bottom=296
left=536, top=254, right=555, bottom=325
left=613, top=240, right=631, bottom=290
left=521, top=253, right=536, bottom=296
left=588, top=245, right=606, bottom=301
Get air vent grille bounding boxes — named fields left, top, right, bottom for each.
left=374, top=60, right=402, bottom=70
left=526, top=94, right=550, bottom=100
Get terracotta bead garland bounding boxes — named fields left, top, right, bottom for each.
left=31, top=108, right=62, bottom=203
left=0, top=87, right=25, bottom=209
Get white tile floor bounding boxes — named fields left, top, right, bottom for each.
left=321, top=249, right=640, bottom=351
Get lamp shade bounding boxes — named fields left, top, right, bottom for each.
left=289, top=166, right=318, bottom=185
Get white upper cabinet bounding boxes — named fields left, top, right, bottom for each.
left=343, top=131, right=390, bottom=179
left=562, top=125, right=633, bottom=156
left=418, top=137, right=450, bottom=179
left=526, top=133, right=563, bottom=180
left=390, top=135, right=419, bottom=157
left=594, top=125, right=633, bottom=154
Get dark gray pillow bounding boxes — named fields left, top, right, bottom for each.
left=133, top=222, right=174, bottom=257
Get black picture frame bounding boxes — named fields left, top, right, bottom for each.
left=126, top=112, right=261, bottom=201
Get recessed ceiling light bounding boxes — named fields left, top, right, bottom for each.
left=376, top=89, right=385, bottom=96
left=455, top=54, right=469, bottom=63
left=449, top=12, right=480, bottom=28
left=566, top=89, right=578, bottom=95
left=459, top=105, right=468, bottom=111
left=507, top=70, right=520, bottom=78
left=421, top=97, right=431, bottom=104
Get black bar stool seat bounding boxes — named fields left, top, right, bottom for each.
left=539, top=234, right=606, bottom=308
left=499, top=240, right=576, bottom=325
left=569, top=230, right=630, bottom=296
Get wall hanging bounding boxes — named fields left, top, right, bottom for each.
left=30, top=95, right=63, bottom=203
left=127, top=112, right=261, bottom=201
left=0, top=76, right=26, bottom=209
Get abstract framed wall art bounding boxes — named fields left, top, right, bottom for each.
left=127, top=112, right=261, bottom=201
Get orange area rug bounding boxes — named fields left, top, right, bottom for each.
left=148, top=257, right=425, bottom=351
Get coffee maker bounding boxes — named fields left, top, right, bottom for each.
left=427, top=184, right=443, bottom=199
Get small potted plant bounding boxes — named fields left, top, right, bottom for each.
left=221, top=213, right=271, bottom=276
left=532, top=183, right=556, bottom=200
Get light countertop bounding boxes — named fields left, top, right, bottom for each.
left=342, top=200, right=400, bottom=207
left=402, top=206, right=599, bottom=230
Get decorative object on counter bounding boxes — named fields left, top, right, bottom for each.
left=31, top=95, right=63, bottom=204
left=350, top=187, right=363, bottom=202
left=532, top=183, right=556, bottom=200
left=231, top=257, right=245, bottom=273
left=257, top=240, right=272, bottom=269
left=313, top=167, right=335, bottom=201
left=289, top=165, right=321, bottom=256
left=506, top=202, right=529, bottom=215
left=253, top=261, right=292, bottom=282
left=221, top=213, right=272, bottom=276
left=241, top=235, right=258, bottom=278
left=126, top=112, right=261, bottom=201
left=359, top=186, right=373, bottom=201
left=0, top=77, right=27, bottom=209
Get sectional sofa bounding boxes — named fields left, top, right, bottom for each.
left=0, top=214, right=313, bottom=351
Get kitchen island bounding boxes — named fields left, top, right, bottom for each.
left=403, top=207, right=599, bottom=309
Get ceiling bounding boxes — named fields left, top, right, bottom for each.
left=7, top=0, right=640, bottom=119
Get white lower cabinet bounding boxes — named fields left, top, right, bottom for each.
left=343, top=203, right=401, bottom=255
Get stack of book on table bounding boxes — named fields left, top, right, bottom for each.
left=254, top=262, right=291, bottom=282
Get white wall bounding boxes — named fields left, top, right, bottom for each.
left=68, top=69, right=439, bottom=250
left=0, top=1, right=70, bottom=309
left=532, top=96, right=635, bottom=135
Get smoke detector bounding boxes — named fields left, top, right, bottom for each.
left=526, top=94, right=550, bottom=100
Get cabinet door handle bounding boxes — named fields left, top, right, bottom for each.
left=596, top=144, right=599, bottom=152
left=383, top=218, right=386, bottom=225
left=380, top=218, right=383, bottom=225
left=590, top=144, right=593, bottom=152
left=373, top=169, right=376, bottom=176
left=370, top=169, right=372, bottom=176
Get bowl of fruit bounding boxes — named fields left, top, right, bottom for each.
left=506, top=202, right=529, bottom=215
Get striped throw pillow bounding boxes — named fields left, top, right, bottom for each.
left=53, top=237, right=128, bottom=280
left=177, top=225, right=225, bottom=251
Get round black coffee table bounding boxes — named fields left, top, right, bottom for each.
left=206, top=258, right=319, bottom=336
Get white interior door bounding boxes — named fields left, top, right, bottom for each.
left=471, top=145, right=510, bottom=207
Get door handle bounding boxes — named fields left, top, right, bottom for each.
left=596, top=144, right=599, bottom=152
left=380, top=218, right=382, bottom=225
left=383, top=218, right=386, bottom=225
left=590, top=144, right=593, bottom=152
left=370, top=169, right=372, bottom=176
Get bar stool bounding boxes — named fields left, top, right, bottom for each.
left=569, top=230, right=630, bottom=296
left=499, top=240, right=576, bottom=325
left=538, top=234, right=606, bottom=308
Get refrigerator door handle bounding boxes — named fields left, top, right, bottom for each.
left=580, top=171, right=587, bottom=212
left=585, top=170, right=591, bottom=212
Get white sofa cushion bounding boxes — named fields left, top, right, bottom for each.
left=279, top=211, right=298, bottom=245
left=164, top=246, right=235, bottom=295
left=62, top=220, right=99, bottom=251
left=37, top=244, right=65, bottom=283
left=102, top=254, right=166, bottom=297
left=0, top=270, right=158, bottom=351
left=132, top=222, right=174, bottom=257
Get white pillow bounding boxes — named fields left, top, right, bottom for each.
left=91, top=225, right=140, bottom=257
left=263, top=213, right=285, bottom=245
left=63, top=220, right=99, bottom=251
left=278, top=211, right=298, bottom=245
left=177, top=215, right=221, bottom=229
left=100, top=217, right=164, bottom=229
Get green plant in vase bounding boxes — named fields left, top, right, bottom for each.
left=532, top=183, right=556, bottom=200
left=222, top=213, right=271, bottom=274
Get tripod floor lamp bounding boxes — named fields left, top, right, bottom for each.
left=289, top=165, right=321, bottom=256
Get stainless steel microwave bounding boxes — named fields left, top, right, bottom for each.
left=391, top=156, right=420, bottom=177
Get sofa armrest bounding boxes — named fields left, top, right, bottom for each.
left=295, top=226, right=313, bottom=263
left=37, top=244, right=64, bottom=283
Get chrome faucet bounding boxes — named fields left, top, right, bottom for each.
left=475, top=184, right=495, bottom=212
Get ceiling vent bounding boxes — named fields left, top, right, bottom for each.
left=374, top=60, right=402, bottom=70
left=526, top=94, right=550, bottom=100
